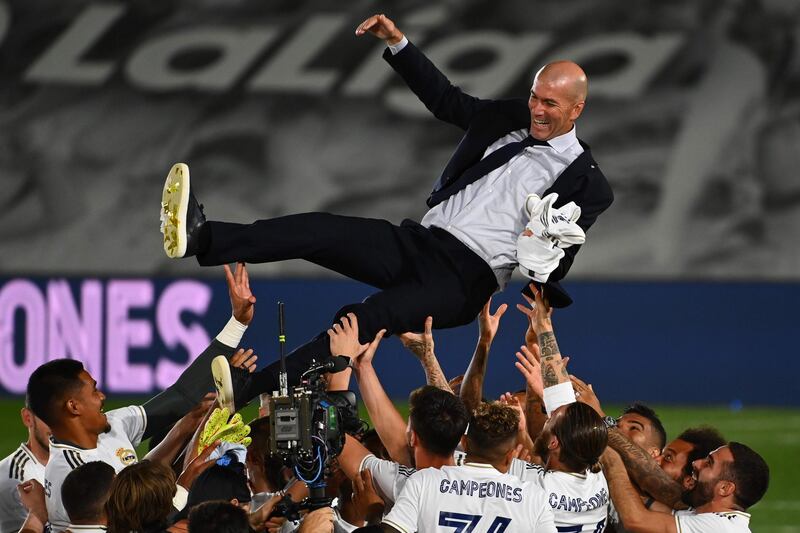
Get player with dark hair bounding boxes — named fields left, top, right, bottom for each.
left=27, top=264, right=256, bottom=530
left=337, top=385, right=470, bottom=511
left=406, top=386, right=470, bottom=459
left=61, top=461, right=115, bottom=532
left=188, top=501, right=250, bottom=533
left=659, top=426, right=727, bottom=491
left=617, top=402, right=668, bottom=459
left=363, top=402, right=556, bottom=533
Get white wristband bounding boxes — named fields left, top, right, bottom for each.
left=173, top=484, right=189, bottom=511
left=543, top=381, right=576, bottom=416
left=215, top=315, right=248, bottom=348
left=388, top=36, right=409, bottom=55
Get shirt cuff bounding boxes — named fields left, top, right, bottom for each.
left=543, top=381, right=576, bottom=416
left=215, top=315, right=248, bottom=347
left=173, top=484, right=189, bottom=511
left=388, top=36, right=409, bottom=55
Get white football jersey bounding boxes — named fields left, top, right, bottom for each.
left=508, top=458, right=609, bottom=532
left=45, top=406, right=146, bottom=532
left=383, top=462, right=557, bottom=533
left=673, top=510, right=752, bottom=533
left=0, top=443, right=46, bottom=533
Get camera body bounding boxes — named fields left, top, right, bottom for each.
left=266, top=357, right=361, bottom=519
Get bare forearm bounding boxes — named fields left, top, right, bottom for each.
left=537, top=329, right=569, bottom=387
left=461, top=341, right=490, bottom=413
left=419, top=352, right=452, bottom=393
left=524, top=392, right=547, bottom=442
left=355, top=364, right=412, bottom=466
left=18, top=514, right=46, bottom=533
left=607, top=429, right=685, bottom=508
left=327, top=367, right=353, bottom=392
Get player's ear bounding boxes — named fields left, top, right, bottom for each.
left=409, top=429, right=418, bottom=448
left=718, top=479, right=736, bottom=499
left=548, top=434, right=559, bottom=450
left=20, top=407, right=33, bottom=428
left=66, top=397, right=81, bottom=416
left=682, top=474, right=696, bottom=491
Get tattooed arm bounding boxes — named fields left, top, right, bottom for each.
left=399, top=316, right=452, bottom=393
left=607, top=428, right=687, bottom=509
left=524, top=285, right=569, bottom=388
left=460, top=298, right=508, bottom=413
left=602, top=448, right=678, bottom=533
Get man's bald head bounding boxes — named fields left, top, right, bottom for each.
left=535, top=61, right=588, bottom=105
left=528, top=60, right=588, bottom=141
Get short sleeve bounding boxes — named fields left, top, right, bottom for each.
left=382, top=472, right=423, bottom=533
left=107, top=405, right=147, bottom=447
left=359, top=454, right=415, bottom=504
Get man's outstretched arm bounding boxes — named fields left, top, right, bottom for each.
left=142, top=263, right=255, bottom=439
left=329, top=313, right=412, bottom=466
left=460, top=298, right=507, bottom=414
left=356, top=13, right=487, bottom=130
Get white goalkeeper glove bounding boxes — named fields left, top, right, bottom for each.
left=516, top=193, right=586, bottom=282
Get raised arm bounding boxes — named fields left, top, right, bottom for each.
left=460, top=298, right=507, bottom=414
left=514, top=344, right=548, bottom=442
left=329, top=314, right=412, bottom=466
left=356, top=13, right=487, bottom=130
left=142, top=263, right=254, bottom=439
left=398, top=316, right=451, bottom=393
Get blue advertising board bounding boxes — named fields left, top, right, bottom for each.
left=0, top=277, right=796, bottom=406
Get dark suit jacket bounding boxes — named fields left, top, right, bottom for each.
left=384, top=42, right=613, bottom=300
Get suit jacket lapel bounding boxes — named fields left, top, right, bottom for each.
left=434, top=113, right=518, bottom=194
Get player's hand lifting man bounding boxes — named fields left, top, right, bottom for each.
left=225, top=262, right=256, bottom=326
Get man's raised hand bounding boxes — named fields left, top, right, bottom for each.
left=479, top=297, right=508, bottom=345
left=328, top=313, right=367, bottom=358
left=515, top=345, right=544, bottom=400
left=399, top=316, right=435, bottom=361
left=224, top=262, right=255, bottom=326
left=355, top=13, right=404, bottom=45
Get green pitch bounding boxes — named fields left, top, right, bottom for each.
left=1, top=399, right=797, bottom=532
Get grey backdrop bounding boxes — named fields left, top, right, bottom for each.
left=1, top=0, right=798, bottom=280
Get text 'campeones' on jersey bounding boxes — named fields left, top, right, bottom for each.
left=383, top=462, right=557, bottom=533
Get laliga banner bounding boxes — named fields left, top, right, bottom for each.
left=0, top=1, right=799, bottom=280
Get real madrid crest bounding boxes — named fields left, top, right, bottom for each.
left=116, top=447, right=137, bottom=465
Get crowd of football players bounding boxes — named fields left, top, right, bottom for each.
left=0, top=265, right=769, bottom=533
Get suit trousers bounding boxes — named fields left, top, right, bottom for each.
left=197, top=212, right=498, bottom=398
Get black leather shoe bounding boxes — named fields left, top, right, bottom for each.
left=160, top=163, right=207, bottom=258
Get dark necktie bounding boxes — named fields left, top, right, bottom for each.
left=428, top=135, right=550, bottom=207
